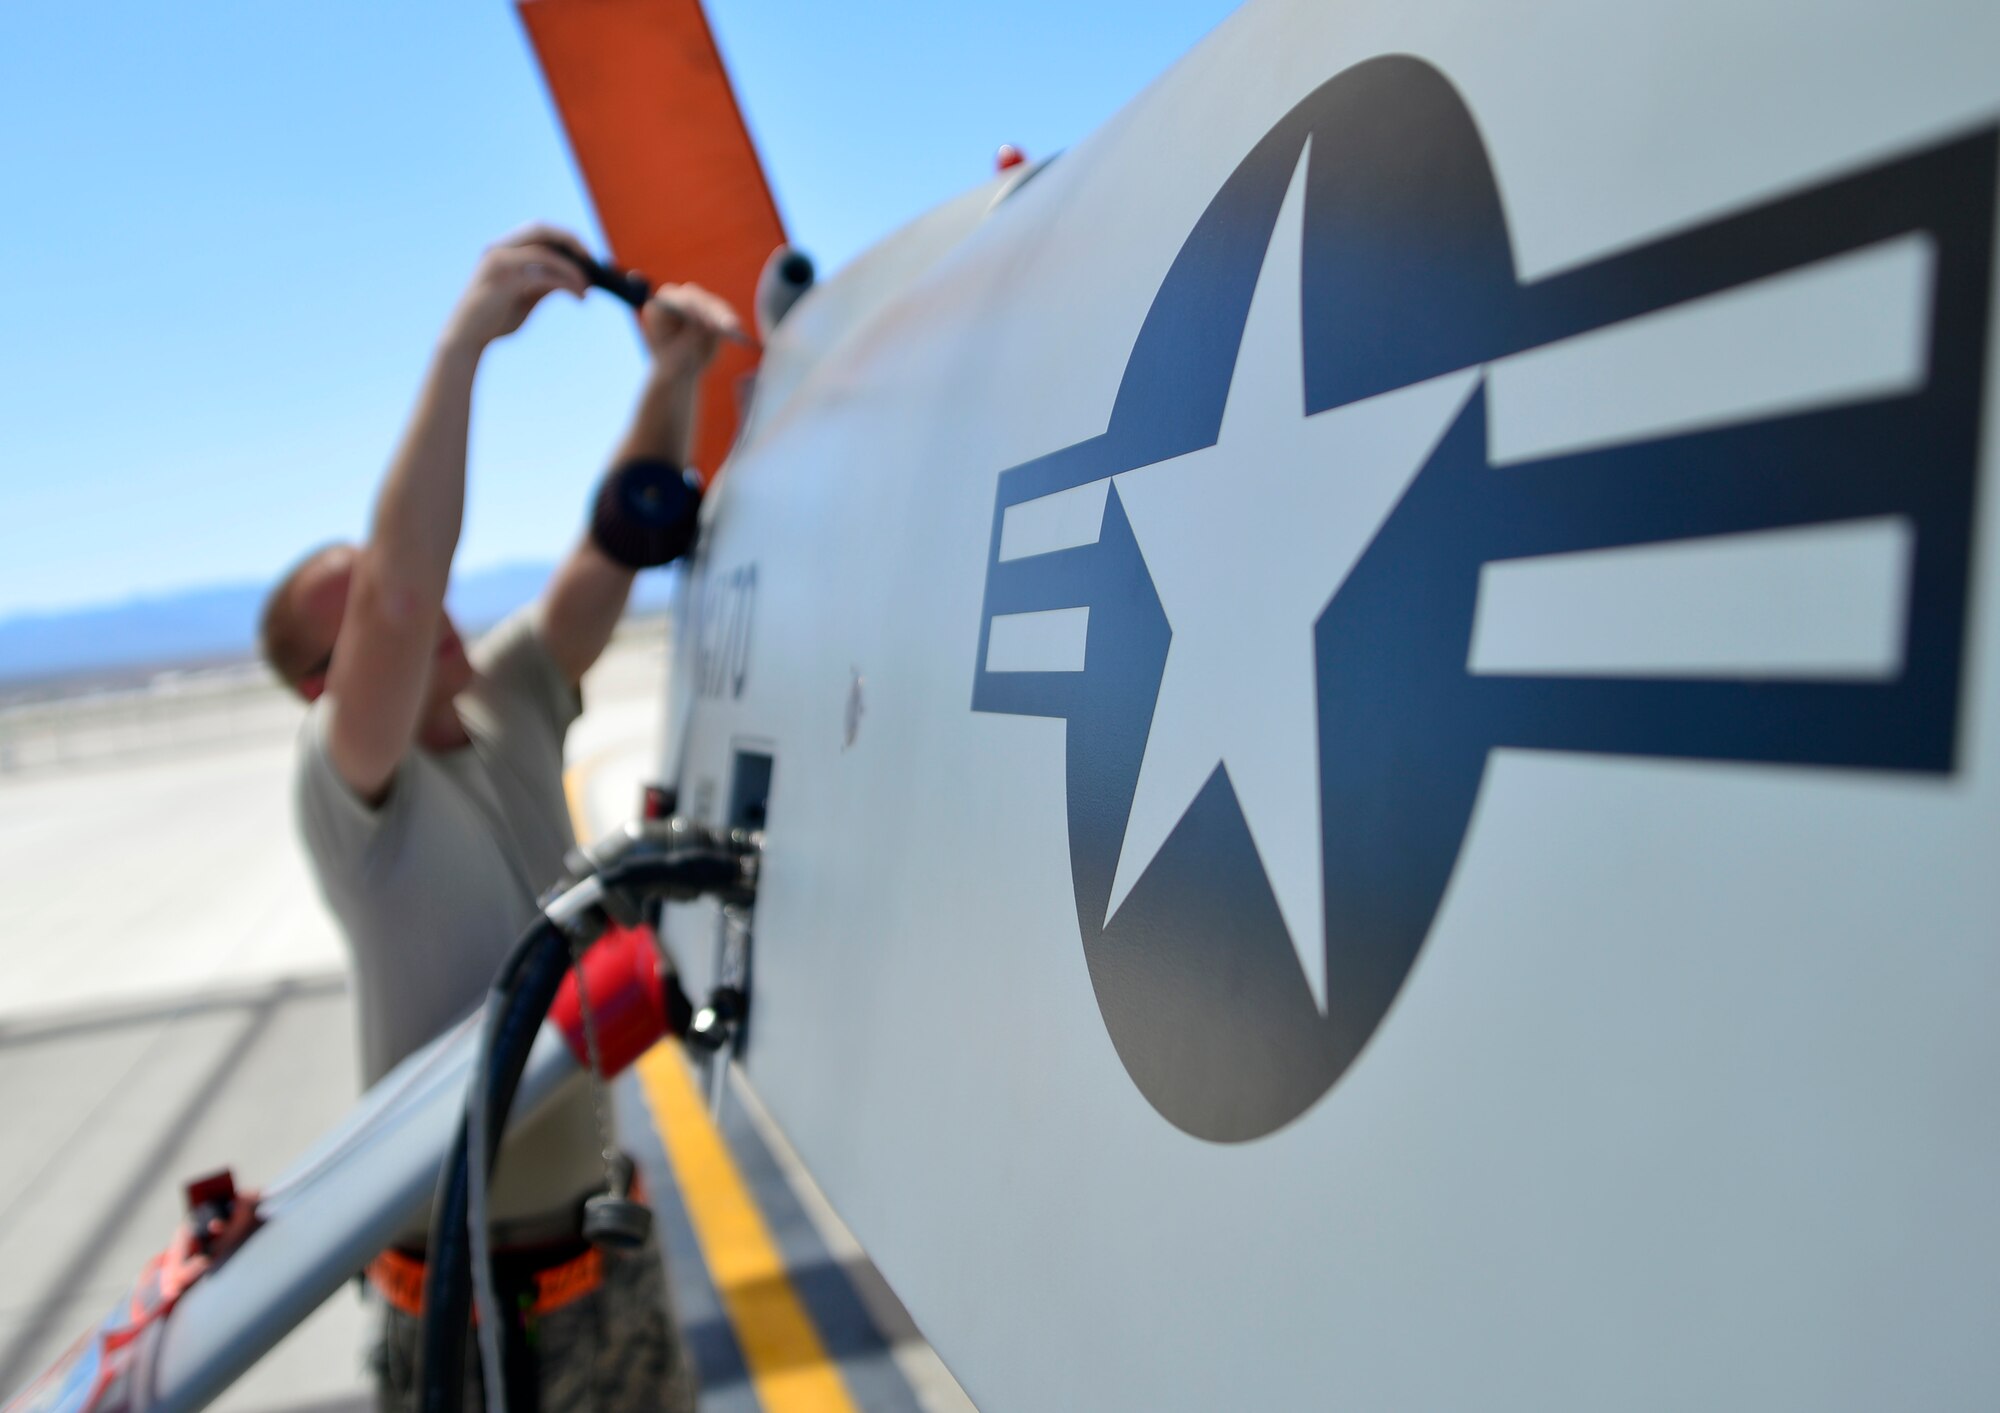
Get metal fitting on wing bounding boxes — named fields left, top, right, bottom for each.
left=754, top=245, right=815, bottom=338
left=550, top=815, right=763, bottom=931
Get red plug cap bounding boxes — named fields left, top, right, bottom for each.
left=553, top=922, right=671, bottom=1077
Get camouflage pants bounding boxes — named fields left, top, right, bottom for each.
left=370, top=1230, right=696, bottom=1413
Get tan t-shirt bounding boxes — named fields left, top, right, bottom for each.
left=295, top=608, right=606, bottom=1232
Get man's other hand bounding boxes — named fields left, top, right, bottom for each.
left=443, top=224, right=591, bottom=353
left=640, top=283, right=746, bottom=382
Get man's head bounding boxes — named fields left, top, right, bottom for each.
left=259, top=544, right=472, bottom=709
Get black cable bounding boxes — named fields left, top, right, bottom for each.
left=419, top=1127, right=471, bottom=1412
left=417, top=918, right=572, bottom=1413
left=468, top=920, right=584, bottom=1410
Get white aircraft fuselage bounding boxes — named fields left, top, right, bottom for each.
left=663, top=0, right=2000, bottom=1407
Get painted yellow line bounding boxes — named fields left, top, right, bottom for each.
left=562, top=746, right=619, bottom=845
left=637, top=1047, right=860, bottom=1412
left=564, top=761, right=859, bottom=1413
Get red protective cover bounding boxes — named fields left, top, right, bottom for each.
left=551, top=922, right=672, bottom=1076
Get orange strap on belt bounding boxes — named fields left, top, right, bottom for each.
left=367, top=1244, right=605, bottom=1321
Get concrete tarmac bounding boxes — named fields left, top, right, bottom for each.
left=0, top=641, right=365, bottom=1409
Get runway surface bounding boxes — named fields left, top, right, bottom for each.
left=0, top=620, right=972, bottom=1412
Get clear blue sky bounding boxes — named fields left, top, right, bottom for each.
left=0, top=0, right=1239, bottom=619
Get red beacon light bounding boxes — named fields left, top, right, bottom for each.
left=995, top=143, right=1027, bottom=172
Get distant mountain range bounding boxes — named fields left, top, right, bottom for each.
left=0, top=561, right=680, bottom=689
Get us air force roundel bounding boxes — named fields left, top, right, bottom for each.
left=970, top=55, right=1994, bottom=1143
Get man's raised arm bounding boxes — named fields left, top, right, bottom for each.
left=539, top=283, right=743, bottom=688
left=323, top=226, right=588, bottom=802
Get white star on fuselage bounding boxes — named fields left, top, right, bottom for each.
left=1106, top=138, right=1479, bottom=1012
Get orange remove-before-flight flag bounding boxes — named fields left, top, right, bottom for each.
left=517, top=0, right=788, bottom=485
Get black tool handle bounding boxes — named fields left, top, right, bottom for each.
left=576, top=252, right=651, bottom=309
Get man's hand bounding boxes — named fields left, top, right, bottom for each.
left=441, top=223, right=591, bottom=353
left=640, top=283, right=746, bottom=382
